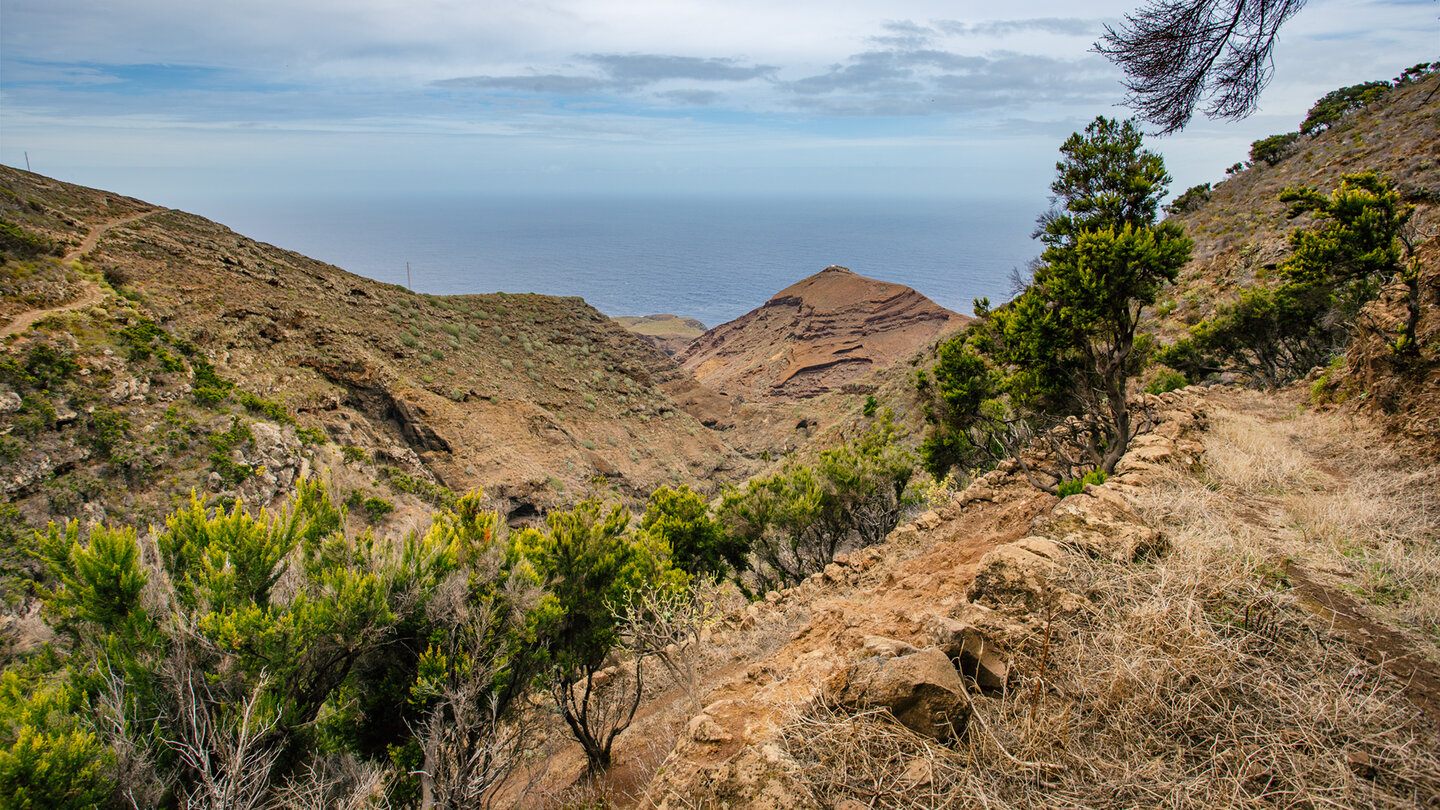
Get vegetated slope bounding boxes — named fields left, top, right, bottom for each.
left=0, top=167, right=757, bottom=534
left=634, top=387, right=1440, bottom=808
left=679, top=266, right=971, bottom=401
left=1154, top=73, right=1439, bottom=341
left=614, top=314, right=708, bottom=357
left=1151, top=72, right=1440, bottom=449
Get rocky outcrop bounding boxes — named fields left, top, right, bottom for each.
left=678, top=266, right=969, bottom=401
left=825, top=646, right=970, bottom=740
left=641, top=390, right=1214, bottom=808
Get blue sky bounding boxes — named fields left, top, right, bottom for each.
left=1, top=0, right=1436, bottom=212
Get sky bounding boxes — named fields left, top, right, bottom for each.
left=1, top=0, right=1436, bottom=212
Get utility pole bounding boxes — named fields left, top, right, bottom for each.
left=24, top=152, right=31, bottom=172
left=407, top=262, right=412, bottom=291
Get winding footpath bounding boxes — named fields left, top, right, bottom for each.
left=1, top=210, right=154, bottom=339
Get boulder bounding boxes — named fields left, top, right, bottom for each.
left=861, top=635, right=920, bottom=659
left=826, top=647, right=969, bottom=740
left=966, top=544, right=1059, bottom=611
left=1038, top=489, right=1165, bottom=561
left=927, top=618, right=1008, bottom=691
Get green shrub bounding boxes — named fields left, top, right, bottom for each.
left=1249, top=132, right=1300, bottom=166
left=1145, top=369, right=1188, bottom=395
left=381, top=468, right=456, bottom=509
left=1164, top=183, right=1211, bottom=215
left=237, top=391, right=293, bottom=424
left=0, top=220, right=63, bottom=259
left=342, top=445, right=370, bottom=464
left=1301, top=81, right=1390, bottom=135
left=862, top=394, right=878, bottom=417
left=208, top=416, right=256, bottom=485
left=1057, top=469, right=1108, bottom=497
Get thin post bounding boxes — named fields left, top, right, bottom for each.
left=407, top=262, right=412, bottom=291
left=24, top=152, right=31, bottom=172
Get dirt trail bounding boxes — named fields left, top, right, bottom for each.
left=1203, top=387, right=1440, bottom=727
left=1, top=211, right=153, bottom=339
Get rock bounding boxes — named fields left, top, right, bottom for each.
left=927, top=618, right=1009, bottom=690
left=0, top=391, right=21, bottom=413
left=966, top=544, right=1059, bottom=611
left=1040, top=489, right=1165, bottom=561
left=861, top=635, right=920, bottom=659
left=835, top=801, right=869, bottom=810
left=826, top=647, right=969, bottom=740
left=914, top=510, right=942, bottom=531
left=688, top=713, right=733, bottom=743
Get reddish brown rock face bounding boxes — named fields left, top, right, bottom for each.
left=678, top=266, right=970, bottom=401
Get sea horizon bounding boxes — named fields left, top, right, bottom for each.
left=188, top=192, right=1047, bottom=328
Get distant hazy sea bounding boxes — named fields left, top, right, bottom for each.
left=195, top=195, right=1044, bottom=328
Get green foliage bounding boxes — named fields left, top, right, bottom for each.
left=1163, top=171, right=1419, bottom=385
left=862, top=394, right=878, bottom=417
left=1165, top=183, right=1211, bottom=215
left=642, top=485, right=741, bottom=581
left=0, top=342, right=78, bottom=392
left=718, top=414, right=915, bottom=590
left=0, top=219, right=63, bottom=260
left=925, top=117, right=1191, bottom=486
left=32, top=521, right=150, bottom=637
left=1301, top=81, right=1391, bottom=136
left=1393, top=61, right=1437, bottom=86
left=382, top=467, right=457, bottom=509
left=516, top=499, right=683, bottom=770
left=295, top=425, right=326, bottom=446
left=190, top=357, right=233, bottom=406
left=1144, top=368, right=1188, bottom=395
left=237, top=390, right=294, bottom=424
left=0, top=672, right=114, bottom=810
left=208, top=416, right=256, bottom=485
left=88, top=408, right=131, bottom=458
left=342, top=445, right=370, bottom=464
left=1056, top=469, right=1108, bottom=497
left=346, top=491, right=395, bottom=521
left=1249, top=132, right=1300, bottom=166
left=117, top=318, right=167, bottom=362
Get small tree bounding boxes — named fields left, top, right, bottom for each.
left=1161, top=171, right=1421, bottom=384
left=924, top=118, right=1191, bottom=488
left=1300, top=81, right=1391, bottom=135
left=718, top=414, right=915, bottom=590
left=1250, top=132, right=1300, bottom=166
left=641, top=485, right=745, bottom=581
left=516, top=500, right=683, bottom=773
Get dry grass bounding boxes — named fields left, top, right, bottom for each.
left=778, top=393, right=1440, bottom=808
left=1195, top=390, right=1440, bottom=647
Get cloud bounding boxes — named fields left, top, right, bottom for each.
left=781, top=47, right=1116, bottom=116
left=432, top=52, right=776, bottom=98
left=933, top=18, right=1097, bottom=37
left=432, top=74, right=610, bottom=94
left=655, top=89, right=723, bottom=106
left=585, top=54, right=777, bottom=84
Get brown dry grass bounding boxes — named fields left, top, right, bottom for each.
left=778, top=389, right=1440, bottom=809
left=1197, top=389, right=1440, bottom=649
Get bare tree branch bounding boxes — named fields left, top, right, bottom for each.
left=1095, top=0, right=1307, bottom=133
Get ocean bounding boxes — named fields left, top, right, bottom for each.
left=194, top=194, right=1045, bottom=328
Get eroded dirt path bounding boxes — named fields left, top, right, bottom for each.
left=1, top=211, right=154, bottom=339
left=1200, top=386, right=1440, bottom=726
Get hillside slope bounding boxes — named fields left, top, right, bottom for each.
left=0, top=168, right=758, bottom=538
left=679, top=266, right=970, bottom=401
